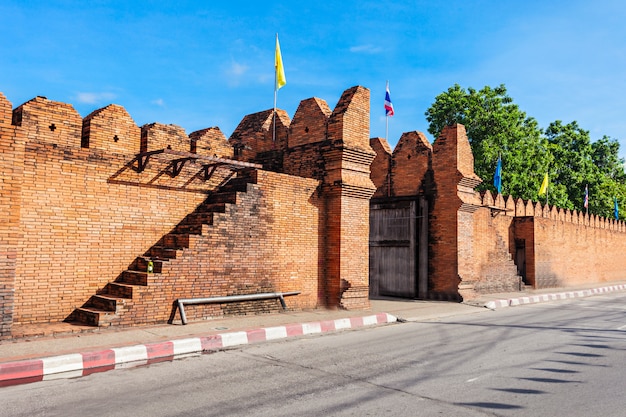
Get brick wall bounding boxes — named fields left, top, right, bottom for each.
left=11, top=98, right=211, bottom=324
left=370, top=122, right=626, bottom=301
left=89, top=169, right=321, bottom=325
left=0, top=93, right=25, bottom=337
left=0, top=84, right=377, bottom=334
left=259, top=86, right=376, bottom=309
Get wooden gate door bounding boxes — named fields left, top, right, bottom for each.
left=369, top=198, right=427, bottom=298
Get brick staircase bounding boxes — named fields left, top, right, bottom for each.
left=66, top=173, right=254, bottom=327
left=475, top=234, right=523, bottom=294
left=460, top=235, right=523, bottom=299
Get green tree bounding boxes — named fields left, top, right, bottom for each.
left=425, top=84, right=551, bottom=201
left=544, top=121, right=596, bottom=211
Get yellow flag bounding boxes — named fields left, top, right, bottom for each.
left=275, top=35, right=286, bottom=90
left=538, top=173, right=548, bottom=196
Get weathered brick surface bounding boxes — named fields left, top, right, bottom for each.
left=9, top=81, right=626, bottom=334
left=369, top=137, right=391, bottom=198
left=0, top=85, right=377, bottom=334
left=390, top=131, right=432, bottom=197
left=229, top=109, right=289, bottom=160
left=73, top=169, right=321, bottom=326
left=0, top=93, right=25, bottom=337
left=82, top=105, right=140, bottom=154
left=142, top=122, right=189, bottom=153
left=371, top=122, right=626, bottom=301
left=189, top=127, right=233, bottom=159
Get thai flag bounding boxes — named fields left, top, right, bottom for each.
left=584, top=185, right=588, bottom=209
left=385, top=82, right=394, bottom=117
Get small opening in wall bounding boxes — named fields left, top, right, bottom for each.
left=305, top=126, right=309, bottom=133
left=113, top=135, right=119, bottom=142
left=49, top=123, right=56, bottom=131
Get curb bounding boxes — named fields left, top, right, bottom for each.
left=0, top=312, right=397, bottom=388
left=484, top=284, right=626, bottom=310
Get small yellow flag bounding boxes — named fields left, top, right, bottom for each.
left=275, top=35, right=286, bottom=90
left=538, top=173, right=549, bottom=196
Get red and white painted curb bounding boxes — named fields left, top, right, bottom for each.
left=484, top=284, right=626, bottom=310
left=0, top=312, right=397, bottom=388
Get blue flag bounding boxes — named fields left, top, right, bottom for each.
left=493, top=156, right=502, bottom=194
left=614, top=197, right=619, bottom=220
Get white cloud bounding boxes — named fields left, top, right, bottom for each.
left=74, top=92, right=116, bottom=104
left=152, top=98, right=165, bottom=107
left=349, top=44, right=382, bottom=54
left=230, top=61, right=249, bottom=76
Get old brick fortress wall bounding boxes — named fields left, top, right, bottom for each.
left=371, top=124, right=626, bottom=301
left=0, top=86, right=375, bottom=338
left=3, top=82, right=626, bottom=339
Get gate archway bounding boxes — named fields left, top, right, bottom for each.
left=369, top=196, right=428, bottom=298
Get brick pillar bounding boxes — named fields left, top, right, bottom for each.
left=323, top=86, right=376, bottom=309
left=430, top=124, right=482, bottom=300
left=0, top=93, right=24, bottom=338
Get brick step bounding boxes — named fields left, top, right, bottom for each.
left=100, top=282, right=134, bottom=298
left=174, top=223, right=204, bottom=235
left=119, top=270, right=150, bottom=286
left=85, top=294, right=121, bottom=311
left=131, top=257, right=165, bottom=273
left=144, top=246, right=180, bottom=260
left=219, top=174, right=252, bottom=191
left=157, top=234, right=190, bottom=250
left=70, top=307, right=118, bottom=327
left=197, top=202, right=228, bottom=213
left=488, top=252, right=513, bottom=262
left=205, top=191, right=239, bottom=205
left=484, top=266, right=519, bottom=278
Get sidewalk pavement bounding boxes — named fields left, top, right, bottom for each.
left=2, top=281, right=626, bottom=387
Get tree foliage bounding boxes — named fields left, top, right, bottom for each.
left=425, top=84, right=626, bottom=219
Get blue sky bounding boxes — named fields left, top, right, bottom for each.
left=1, top=1, right=625, bottom=156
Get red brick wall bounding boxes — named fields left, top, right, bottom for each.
left=103, top=169, right=321, bottom=325
left=13, top=134, right=209, bottom=324
left=4, top=95, right=325, bottom=326
left=1, top=85, right=377, bottom=333
left=389, top=131, right=432, bottom=197
left=369, top=137, right=391, bottom=198
left=189, top=127, right=234, bottom=159
left=517, top=212, right=626, bottom=289
left=0, top=93, right=25, bottom=337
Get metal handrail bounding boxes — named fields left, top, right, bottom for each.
left=176, top=291, right=301, bottom=325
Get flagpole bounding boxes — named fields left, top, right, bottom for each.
left=385, top=80, right=389, bottom=142
left=273, top=34, right=278, bottom=142
left=385, top=112, right=389, bottom=142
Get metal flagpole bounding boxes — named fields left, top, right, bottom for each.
left=273, top=34, right=278, bottom=143
left=385, top=111, right=388, bottom=142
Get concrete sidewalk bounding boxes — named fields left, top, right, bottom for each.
left=1, top=281, right=626, bottom=387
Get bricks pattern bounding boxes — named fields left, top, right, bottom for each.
left=370, top=123, right=626, bottom=302
left=81, top=169, right=322, bottom=326
left=82, top=104, right=140, bottom=154
left=189, top=127, right=234, bottom=159
left=0, top=85, right=378, bottom=336
left=0, top=93, right=25, bottom=338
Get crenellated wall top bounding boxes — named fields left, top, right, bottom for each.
left=482, top=190, right=625, bottom=232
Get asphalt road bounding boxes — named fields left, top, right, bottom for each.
left=2, top=293, right=626, bottom=417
